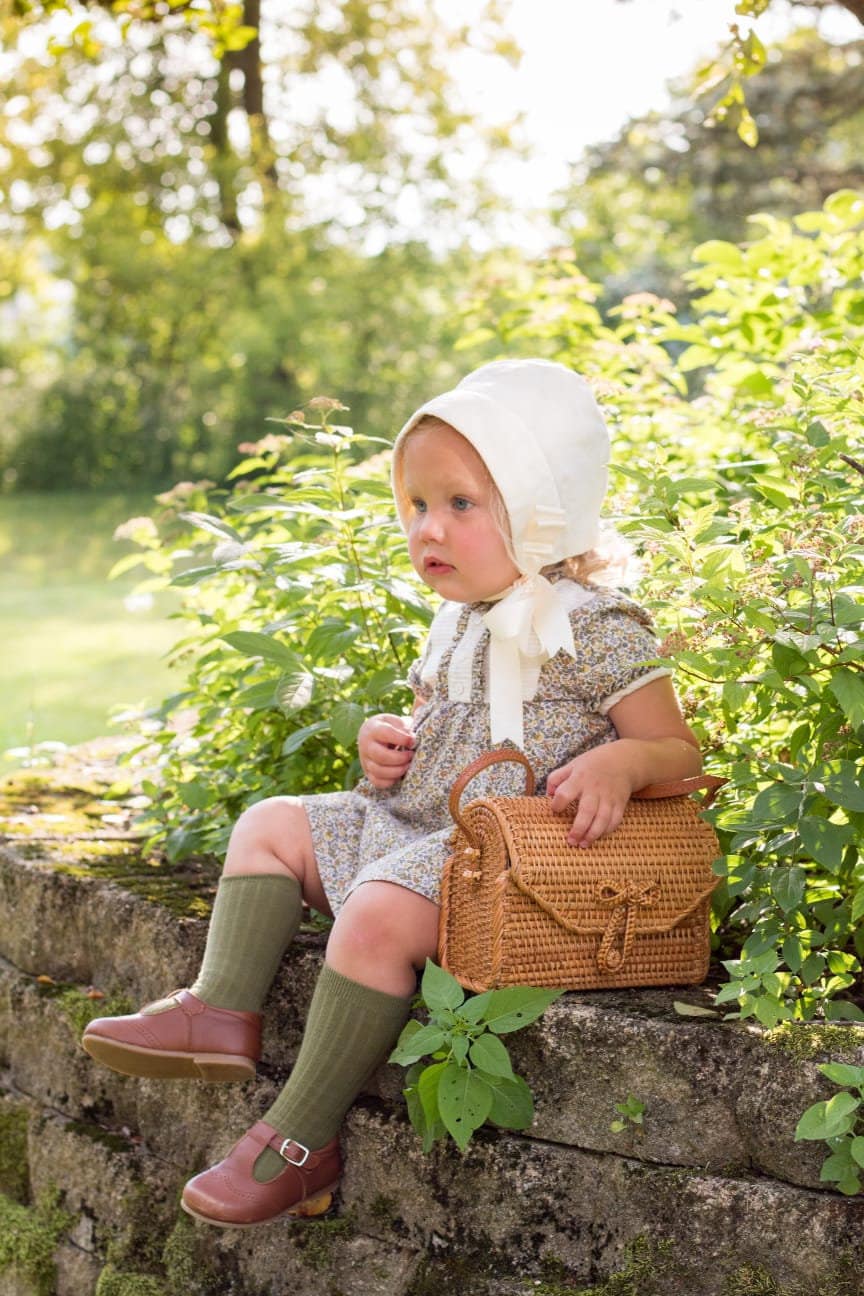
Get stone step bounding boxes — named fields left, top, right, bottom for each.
left=4, top=837, right=863, bottom=1195
left=3, top=761, right=864, bottom=1295
left=1, top=1092, right=421, bottom=1296
left=4, top=1076, right=863, bottom=1296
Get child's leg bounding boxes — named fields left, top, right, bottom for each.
left=190, top=796, right=331, bottom=1010
left=181, top=883, right=438, bottom=1226
left=82, top=798, right=330, bottom=1078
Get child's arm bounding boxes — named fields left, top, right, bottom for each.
left=546, top=676, right=701, bottom=848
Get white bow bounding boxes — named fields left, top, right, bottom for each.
left=482, top=574, right=576, bottom=748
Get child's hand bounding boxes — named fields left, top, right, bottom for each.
left=546, top=748, right=635, bottom=848
left=358, top=714, right=416, bottom=789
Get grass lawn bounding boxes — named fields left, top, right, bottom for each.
left=0, top=491, right=182, bottom=762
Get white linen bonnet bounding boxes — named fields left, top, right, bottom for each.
left=392, top=359, right=611, bottom=749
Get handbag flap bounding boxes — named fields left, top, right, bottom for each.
left=462, top=793, right=719, bottom=938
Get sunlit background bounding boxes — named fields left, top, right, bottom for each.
left=1, top=0, right=862, bottom=762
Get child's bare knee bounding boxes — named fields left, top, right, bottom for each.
left=224, top=796, right=311, bottom=879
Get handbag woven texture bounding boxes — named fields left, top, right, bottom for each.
left=438, top=750, right=725, bottom=993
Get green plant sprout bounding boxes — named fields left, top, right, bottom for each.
left=795, top=1063, right=864, bottom=1196
left=388, top=960, right=562, bottom=1152
left=610, top=1094, right=646, bottom=1134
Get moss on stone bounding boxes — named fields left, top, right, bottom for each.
left=721, top=1260, right=862, bottom=1296
left=288, top=1212, right=355, bottom=1270
left=762, top=1022, right=864, bottom=1061
left=2, top=769, right=218, bottom=919
left=369, top=1192, right=399, bottom=1222
left=0, top=1187, right=73, bottom=1296
left=95, top=1264, right=169, bottom=1296
left=162, top=1215, right=219, bottom=1296
left=45, top=984, right=135, bottom=1036
left=0, top=1103, right=30, bottom=1204
left=532, top=1238, right=680, bottom=1296
left=65, top=1119, right=133, bottom=1156
left=407, top=1252, right=503, bottom=1296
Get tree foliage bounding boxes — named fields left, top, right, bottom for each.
left=554, top=28, right=864, bottom=304
left=0, top=0, right=519, bottom=488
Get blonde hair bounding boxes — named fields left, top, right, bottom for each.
left=394, top=415, right=631, bottom=589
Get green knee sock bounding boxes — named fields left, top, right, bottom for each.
left=190, top=874, right=303, bottom=1013
left=253, top=963, right=410, bottom=1182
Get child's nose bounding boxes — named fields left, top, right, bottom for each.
left=417, top=509, right=445, bottom=541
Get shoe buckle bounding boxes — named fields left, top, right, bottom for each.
left=279, top=1138, right=310, bottom=1167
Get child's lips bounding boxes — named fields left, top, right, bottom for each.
left=424, top=556, right=455, bottom=575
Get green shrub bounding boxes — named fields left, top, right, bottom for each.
left=461, top=190, right=864, bottom=1028
left=115, top=401, right=429, bottom=860
left=118, top=191, right=864, bottom=1033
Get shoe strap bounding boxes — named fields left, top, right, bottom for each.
left=268, top=1133, right=311, bottom=1167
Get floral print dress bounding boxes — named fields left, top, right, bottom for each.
left=301, top=579, right=668, bottom=915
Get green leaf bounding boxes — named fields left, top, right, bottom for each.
left=329, top=701, right=365, bottom=747
left=485, top=1073, right=534, bottom=1130
left=851, top=886, right=864, bottom=926
left=451, top=1036, right=470, bottom=1065
left=822, top=1091, right=860, bottom=1137
left=829, top=670, right=864, bottom=730
left=799, top=952, right=826, bottom=986
left=222, top=631, right=297, bottom=668
left=795, top=1100, right=831, bottom=1141
left=417, top=1060, right=448, bottom=1127
left=782, top=936, right=803, bottom=974
left=180, top=510, right=244, bottom=543
left=275, top=670, right=314, bottom=713
left=850, top=1136, right=864, bottom=1169
left=820, top=1149, right=857, bottom=1183
left=771, top=866, right=805, bottom=914
left=799, top=818, right=854, bottom=873
left=177, top=780, right=211, bottom=810
left=818, top=1063, right=864, bottom=1089
left=482, top=987, right=564, bottom=1034
left=468, top=1033, right=515, bottom=1079
left=281, top=721, right=328, bottom=756
left=456, top=991, right=493, bottom=1024
left=822, top=765, right=864, bottom=813
left=437, top=1062, right=493, bottom=1150
left=753, top=995, right=787, bottom=1028
left=421, top=960, right=465, bottom=1013
left=823, top=1001, right=864, bottom=1023
left=672, top=1001, right=720, bottom=1018
left=235, top=680, right=279, bottom=711
left=751, top=782, right=802, bottom=825
left=388, top=1022, right=447, bottom=1065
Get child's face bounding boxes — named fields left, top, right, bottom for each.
left=400, top=423, right=521, bottom=603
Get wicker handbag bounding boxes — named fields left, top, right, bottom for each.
left=438, top=749, right=726, bottom=993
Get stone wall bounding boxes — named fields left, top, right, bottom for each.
left=1, top=755, right=864, bottom=1296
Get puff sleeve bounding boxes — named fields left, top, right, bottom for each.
left=560, top=593, right=670, bottom=715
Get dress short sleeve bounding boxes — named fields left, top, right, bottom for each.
left=562, top=592, right=670, bottom=716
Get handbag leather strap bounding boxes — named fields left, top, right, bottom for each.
left=448, top=750, right=727, bottom=835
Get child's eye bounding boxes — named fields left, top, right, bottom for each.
left=411, top=498, right=427, bottom=514
left=452, top=496, right=473, bottom=512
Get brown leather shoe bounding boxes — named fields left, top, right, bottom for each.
left=181, top=1121, right=341, bottom=1227
left=81, top=989, right=261, bottom=1081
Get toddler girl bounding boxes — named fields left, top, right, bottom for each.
left=82, top=358, right=701, bottom=1227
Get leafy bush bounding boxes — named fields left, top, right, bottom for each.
left=461, top=189, right=864, bottom=1027
left=388, top=960, right=562, bottom=1151
left=114, top=401, right=429, bottom=860
left=117, top=190, right=864, bottom=1033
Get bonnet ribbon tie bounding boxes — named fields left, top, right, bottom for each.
left=482, top=574, right=576, bottom=748
left=595, top=880, right=660, bottom=972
